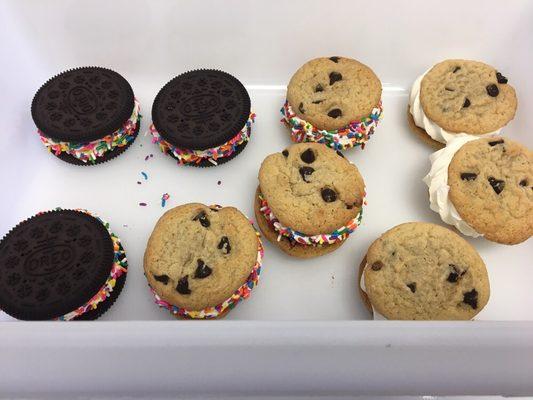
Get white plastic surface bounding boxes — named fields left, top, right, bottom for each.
left=0, top=0, right=532, bottom=396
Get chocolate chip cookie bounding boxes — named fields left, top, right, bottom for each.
left=255, top=143, right=365, bottom=258
left=360, top=222, right=490, bottom=320
left=282, top=57, right=383, bottom=150
left=409, top=59, right=517, bottom=145
left=448, top=137, right=532, bottom=244
left=144, top=203, right=263, bottom=319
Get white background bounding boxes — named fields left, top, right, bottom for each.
left=0, top=0, right=532, bottom=397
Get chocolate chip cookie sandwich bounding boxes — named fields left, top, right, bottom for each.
left=144, top=203, right=263, bottom=319
left=0, top=209, right=128, bottom=320
left=423, top=135, right=532, bottom=245
left=255, top=143, right=366, bottom=258
left=150, top=70, right=255, bottom=167
left=408, top=59, right=517, bottom=149
left=281, top=56, right=383, bottom=151
left=358, top=222, right=490, bottom=320
left=31, top=67, right=141, bottom=165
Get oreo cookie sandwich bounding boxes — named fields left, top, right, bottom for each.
left=255, top=143, right=366, bottom=258
left=149, top=70, right=255, bottom=167
left=281, top=56, right=383, bottom=151
left=358, top=222, right=490, bottom=320
left=408, top=59, right=517, bottom=149
left=0, top=209, right=127, bottom=320
left=144, top=203, right=263, bottom=319
left=32, top=67, right=141, bottom=165
left=423, top=135, right=532, bottom=245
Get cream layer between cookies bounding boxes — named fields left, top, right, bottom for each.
left=409, top=71, right=501, bottom=144
left=359, top=268, right=386, bottom=320
left=423, top=134, right=483, bottom=237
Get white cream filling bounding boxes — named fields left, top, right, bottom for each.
left=359, top=268, right=386, bottom=320
left=423, top=134, right=483, bottom=237
left=408, top=70, right=501, bottom=144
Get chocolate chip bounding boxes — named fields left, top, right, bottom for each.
left=520, top=179, right=528, bottom=187
left=315, top=84, right=324, bottom=93
left=312, top=100, right=323, bottom=104
left=447, top=272, right=459, bottom=283
left=298, top=102, right=305, bottom=114
left=407, top=282, right=417, bottom=293
left=321, top=188, right=337, bottom=202
left=329, top=56, right=340, bottom=63
left=218, top=236, right=231, bottom=254
left=371, top=261, right=383, bottom=271
left=447, top=264, right=465, bottom=283
left=486, top=84, right=499, bottom=97
left=463, top=289, right=478, bottom=309
left=461, top=173, right=477, bottom=181
left=488, top=177, right=505, bottom=194
left=300, top=148, right=315, bottom=164
left=176, top=276, right=191, bottom=295
left=445, top=87, right=455, bottom=91
left=336, top=150, right=344, bottom=158
left=496, top=72, right=508, bottom=84
left=329, top=72, right=342, bottom=85
left=194, top=259, right=212, bottom=279
left=327, top=108, right=342, bottom=118
left=463, top=98, right=471, bottom=108
left=299, top=166, right=314, bottom=183
left=488, top=139, right=504, bottom=146
left=153, top=274, right=169, bottom=285
left=193, top=211, right=210, bottom=227
left=282, top=149, right=289, bottom=157
left=453, top=66, right=461, bottom=73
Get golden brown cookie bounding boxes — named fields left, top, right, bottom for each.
left=256, top=143, right=365, bottom=258
left=287, top=56, right=382, bottom=131
left=448, top=137, right=533, bottom=244
left=144, top=203, right=262, bottom=318
left=420, top=60, right=517, bottom=134
left=361, top=222, right=490, bottom=320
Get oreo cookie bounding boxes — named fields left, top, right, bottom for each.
left=31, top=67, right=141, bottom=165
left=149, top=69, right=254, bottom=167
left=0, top=209, right=128, bottom=320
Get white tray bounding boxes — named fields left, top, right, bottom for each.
left=0, top=0, right=532, bottom=396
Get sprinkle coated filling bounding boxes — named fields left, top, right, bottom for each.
left=258, top=191, right=364, bottom=246
left=57, top=209, right=127, bottom=321
left=38, top=100, right=141, bottom=163
left=150, top=227, right=263, bottom=319
left=149, top=113, right=256, bottom=166
left=281, top=100, right=383, bottom=150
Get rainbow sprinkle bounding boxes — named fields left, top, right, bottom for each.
left=141, top=171, right=148, bottom=180
left=149, top=113, right=255, bottom=166
left=161, top=193, right=170, bottom=208
left=281, top=100, right=383, bottom=150
left=258, top=191, right=364, bottom=246
left=55, top=209, right=127, bottom=321
left=150, top=211, right=264, bottom=319
left=38, top=99, right=141, bottom=163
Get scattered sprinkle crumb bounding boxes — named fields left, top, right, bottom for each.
left=123, top=224, right=128, bottom=228
left=217, top=180, right=221, bottom=185
left=144, top=154, right=154, bottom=161
left=139, top=202, right=147, bottom=207
left=161, top=193, right=170, bottom=208
left=141, top=171, right=148, bottom=180
left=137, top=181, right=142, bottom=185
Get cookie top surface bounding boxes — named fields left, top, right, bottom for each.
left=364, top=222, right=490, bottom=320
left=448, top=137, right=533, bottom=244
left=0, top=210, right=114, bottom=320
left=152, top=70, right=251, bottom=151
left=31, top=67, right=135, bottom=142
left=287, top=57, right=382, bottom=131
left=258, top=143, right=365, bottom=235
left=420, top=60, right=517, bottom=134
left=144, top=203, right=259, bottom=311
